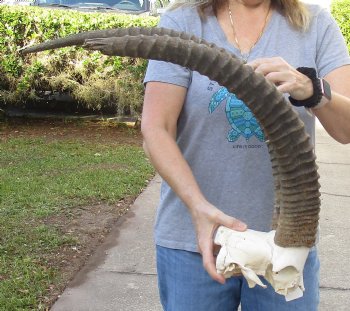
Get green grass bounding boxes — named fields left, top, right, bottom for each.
left=0, top=134, right=154, bottom=310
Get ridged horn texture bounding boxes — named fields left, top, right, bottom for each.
left=21, top=27, right=321, bottom=248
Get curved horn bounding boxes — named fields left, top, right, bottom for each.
left=21, top=27, right=320, bottom=248
left=20, top=27, right=211, bottom=54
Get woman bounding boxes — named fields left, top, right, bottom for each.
left=142, top=0, right=350, bottom=310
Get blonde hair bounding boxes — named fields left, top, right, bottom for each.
left=169, top=0, right=310, bottom=31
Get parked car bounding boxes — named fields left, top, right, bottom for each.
left=0, top=0, right=153, bottom=14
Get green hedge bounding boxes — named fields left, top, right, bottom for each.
left=332, top=0, right=350, bottom=51
left=0, top=6, right=158, bottom=114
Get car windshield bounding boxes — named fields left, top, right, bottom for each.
left=36, top=0, right=148, bottom=12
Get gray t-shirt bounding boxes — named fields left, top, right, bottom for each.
left=144, top=4, right=350, bottom=252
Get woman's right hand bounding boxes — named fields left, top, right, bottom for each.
left=190, top=202, right=247, bottom=284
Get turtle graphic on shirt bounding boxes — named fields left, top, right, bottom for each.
left=209, top=87, right=265, bottom=142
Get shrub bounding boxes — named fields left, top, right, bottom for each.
left=332, top=0, right=350, bottom=51
left=0, top=6, right=158, bottom=115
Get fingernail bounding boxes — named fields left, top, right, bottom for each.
left=238, top=223, right=247, bottom=230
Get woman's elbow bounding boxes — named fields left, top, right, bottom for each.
left=336, top=136, right=350, bottom=145
left=142, top=140, right=151, bottom=158
left=330, top=131, right=350, bottom=144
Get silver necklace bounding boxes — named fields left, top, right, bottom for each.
left=228, top=2, right=271, bottom=63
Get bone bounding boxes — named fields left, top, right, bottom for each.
left=214, top=226, right=309, bottom=301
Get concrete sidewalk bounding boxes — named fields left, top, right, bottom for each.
left=51, top=123, right=350, bottom=311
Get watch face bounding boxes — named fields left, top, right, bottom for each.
left=320, top=79, right=332, bottom=100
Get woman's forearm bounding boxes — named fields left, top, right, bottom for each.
left=312, top=92, right=350, bottom=144
left=142, top=127, right=207, bottom=211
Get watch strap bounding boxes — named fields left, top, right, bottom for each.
left=288, top=67, right=323, bottom=108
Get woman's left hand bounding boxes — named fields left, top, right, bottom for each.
left=248, top=57, right=313, bottom=100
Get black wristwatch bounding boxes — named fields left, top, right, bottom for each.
left=289, top=67, right=332, bottom=109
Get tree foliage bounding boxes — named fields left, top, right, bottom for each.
left=332, top=0, right=350, bottom=51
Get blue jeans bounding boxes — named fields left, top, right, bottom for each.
left=156, top=245, right=319, bottom=311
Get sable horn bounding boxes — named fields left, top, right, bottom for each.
left=21, top=27, right=321, bottom=248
